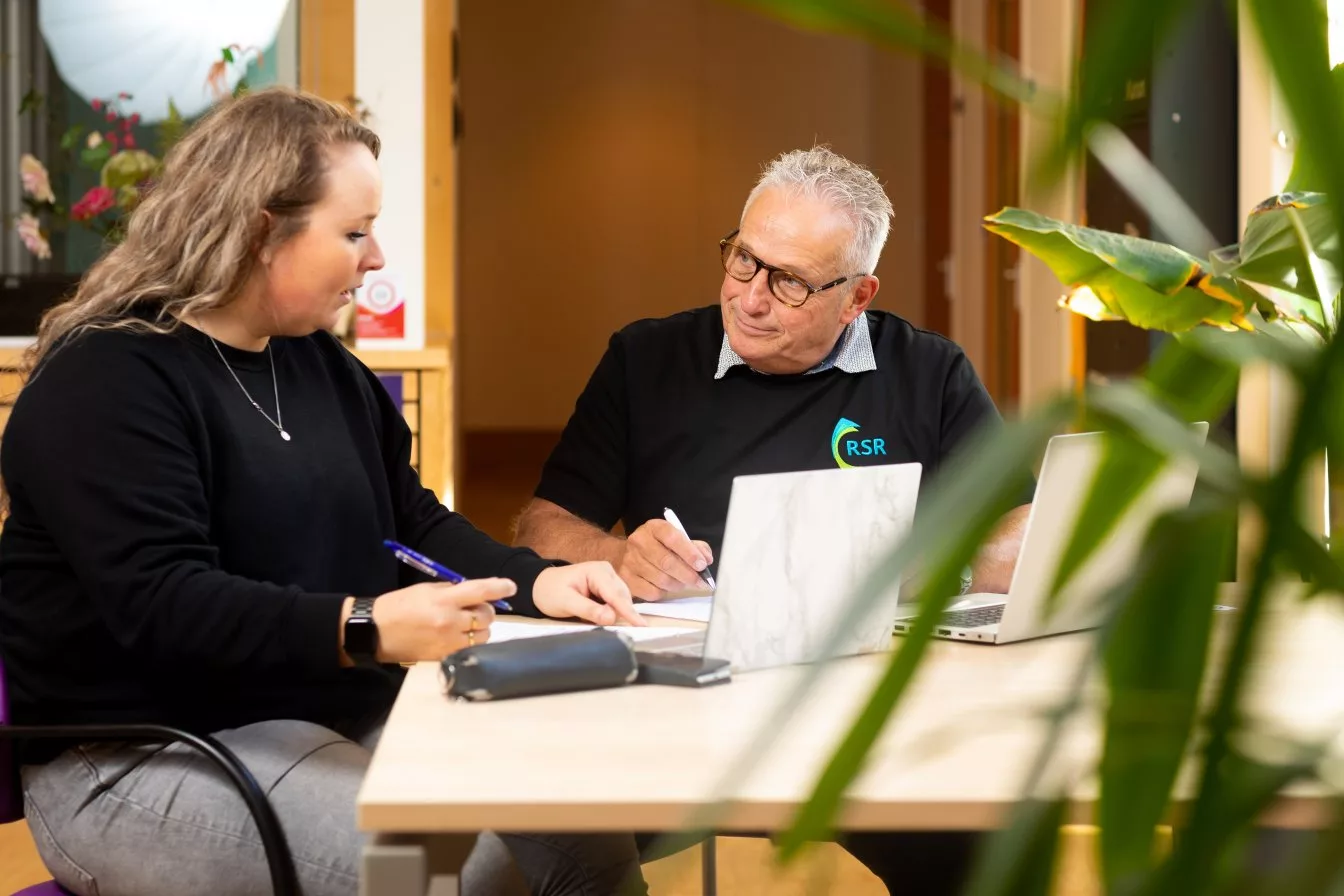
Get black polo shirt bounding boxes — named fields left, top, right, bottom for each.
left=535, top=306, right=1004, bottom=562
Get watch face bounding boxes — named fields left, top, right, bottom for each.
left=345, top=615, right=378, bottom=657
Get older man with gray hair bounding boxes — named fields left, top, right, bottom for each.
left=518, top=145, right=1027, bottom=599
left=515, top=145, right=1032, bottom=891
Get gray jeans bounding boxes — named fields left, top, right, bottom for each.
left=21, top=718, right=646, bottom=896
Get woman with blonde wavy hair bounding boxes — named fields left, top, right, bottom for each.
left=0, top=87, right=647, bottom=896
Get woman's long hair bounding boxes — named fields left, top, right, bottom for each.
left=25, top=86, right=380, bottom=378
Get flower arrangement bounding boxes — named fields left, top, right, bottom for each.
left=11, top=45, right=261, bottom=261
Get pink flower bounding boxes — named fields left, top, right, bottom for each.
left=19, top=154, right=54, bottom=204
left=71, top=185, right=115, bottom=221
left=15, top=213, right=50, bottom=260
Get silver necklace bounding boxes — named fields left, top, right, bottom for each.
left=209, top=337, right=291, bottom=441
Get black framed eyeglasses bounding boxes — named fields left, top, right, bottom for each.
left=718, top=229, right=863, bottom=308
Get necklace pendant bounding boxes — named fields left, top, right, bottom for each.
left=280, top=430, right=292, bottom=441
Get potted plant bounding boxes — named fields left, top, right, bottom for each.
left=4, top=46, right=261, bottom=335
left=981, top=61, right=1343, bottom=543
left=708, top=1, right=1344, bottom=894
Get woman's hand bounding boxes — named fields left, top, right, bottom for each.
left=342, top=579, right=515, bottom=664
left=532, top=562, right=645, bottom=627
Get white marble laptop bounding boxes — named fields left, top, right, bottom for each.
left=639, top=463, right=922, bottom=673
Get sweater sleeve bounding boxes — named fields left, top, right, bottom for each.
left=938, top=348, right=1002, bottom=459
left=2, top=335, right=349, bottom=675
left=351, top=357, right=555, bottom=617
left=532, top=331, right=630, bottom=530
left=938, top=347, right=1036, bottom=505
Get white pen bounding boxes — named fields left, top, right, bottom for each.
left=662, top=507, right=717, bottom=590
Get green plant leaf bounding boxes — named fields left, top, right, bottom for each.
left=775, top=499, right=1018, bottom=854
left=1034, top=0, right=1198, bottom=188
left=1046, top=334, right=1241, bottom=605
left=983, top=208, right=1252, bottom=331
left=1282, top=64, right=1344, bottom=193
left=1163, top=388, right=1339, bottom=895
left=963, top=798, right=1070, bottom=896
left=1286, top=206, right=1339, bottom=334
left=100, top=149, right=158, bottom=192
left=990, top=208, right=1203, bottom=291
left=727, top=0, right=1038, bottom=105
left=672, top=396, right=1076, bottom=864
left=1045, top=431, right=1164, bottom=610
left=1179, top=325, right=1318, bottom=381
left=1279, top=514, right=1344, bottom=594
left=1153, top=746, right=1324, bottom=895
left=964, top=576, right=1144, bottom=896
left=1085, top=386, right=1244, bottom=492
left=770, top=400, right=1074, bottom=856
left=1226, top=195, right=1341, bottom=332
left=1241, top=282, right=1329, bottom=336
left=1085, top=121, right=1220, bottom=257
left=18, top=88, right=44, bottom=116
left=1237, top=195, right=1334, bottom=282
left=157, top=100, right=185, bottom=156
left=1144, top=333, right=1247, bottom=422
left=1098, top=505, right=1228, bottom=896
left=1320, top=356, right=1344, bottom=568
left=1245, top=0, right=1344, bottom=269
left=79, top=142, right=111, bottom=170
left=114, top=184, right=141, bottom=213
left=1159, top=50, right=1344, bottom=871
left=58, top=124, right=85, bottom=151
left=1255, top=798, right=1344, bottom=896
left=712, top=7, right=1344, bottom=895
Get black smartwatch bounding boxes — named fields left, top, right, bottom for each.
left=343, top=597, right=380, bottom=667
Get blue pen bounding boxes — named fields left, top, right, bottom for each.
left=383, top=540, right=514, bottom=611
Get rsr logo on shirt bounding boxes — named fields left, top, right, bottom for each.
left=830, top=417, right=887, bottom=468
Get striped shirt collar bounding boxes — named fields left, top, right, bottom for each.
left=713, top=312, right=877, bottom=380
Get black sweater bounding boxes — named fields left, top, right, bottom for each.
left=0, top=322, right=550, bottom=751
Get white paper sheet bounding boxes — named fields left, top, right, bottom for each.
left=633, top=596, right=713, bottom=623
left=487, top=621, right=702, bottom=644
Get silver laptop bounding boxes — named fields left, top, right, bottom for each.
left=640, top=463, right=923, bottom=672
left=892, top=424, right=1209, bottom=645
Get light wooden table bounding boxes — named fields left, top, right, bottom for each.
left=356, top=593, right=1344, bottom=895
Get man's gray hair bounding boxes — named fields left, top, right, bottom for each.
left=743, top=146, right=894, bottom=276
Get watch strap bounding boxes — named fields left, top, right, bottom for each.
left=344, top=596, right=380, bottom=665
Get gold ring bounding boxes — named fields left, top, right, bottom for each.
left=468, top=612, right=479, bottom=632
left=467, top=630, right=476, bottom=647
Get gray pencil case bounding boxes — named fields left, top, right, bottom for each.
left=440, top=629, right=639, bottom=701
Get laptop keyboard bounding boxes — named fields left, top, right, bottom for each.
left=939, top=604, right=1005, bottom=629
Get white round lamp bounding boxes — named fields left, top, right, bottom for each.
left=38, top=0, right=289, bottom=123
